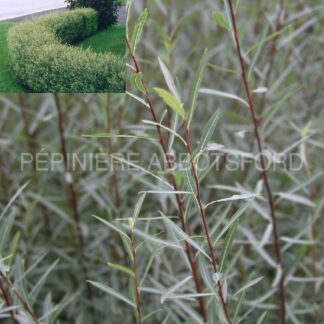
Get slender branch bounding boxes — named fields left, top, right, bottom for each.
left=53, top=94, right=97, bottom=322
left=126, top=37, right=208, bottom=322
left=105, top=95, right=129, bottom=264
left=18, top=94, right=52, bottom=257
left=226, top=1, right=286, bottom=322
left=0, top=277, right=17, bottom=324
left=130, top=230, right=142, bottom=324
left=184, top=124, right=232, bottom=324
left=106, top=95, right=122, bottom=214
left=18, top=95, right=35, bottom=170
left=1, top=272, right=38, bottom=323
left=259, top=0, right=286, bottom=112
left=54, top=94, right=84, bottom=249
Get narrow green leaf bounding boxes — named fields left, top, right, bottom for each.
left=234, top=276, right=263, bottom=297
left=158, top=57, right=180, bottom=100
left=0, top=209, right=17, bottom=254
left=200, top=88, right=249, bottom=107
left=246, top=25, right=291, bottom=54
left=195, top=110, right=221, bottom=154
left=8, top=231, right=20, bottom=267
left=232, top=271, right=255, bottom=323
left=161, top=275, right=192, bottom=304
left=88, top=280, right=136, bottom=308
left=92, top=215, right=130, bottom=241
left=256, top=311, right=268, bottom=324
left=188, top=49, right=208, bottom=126
left=82, top=133, right=152, bottom=141
left=108, top=262, right=135, bottom=277
left=162, top=214, right=211, bottom=261
left=212, top=12, right=232, bottom=31
left=136, top=72, right=147, bottom=93
left=154, top=87, right=185, bottom=119
left=29, top=259, right=60, bottom=301
left=219, top=219, right=239, bottom=272
left=0, top=181, right=30, bottom=221
left=131, top=8, right=148, bottom=55
left=130, top=72, right=146, bottom=94
left=248, top=25, right=269, bottom=80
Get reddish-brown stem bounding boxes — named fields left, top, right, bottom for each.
left=53, top=94, right=96, bottom=322
left=18, top=95, right=36, bottom=170
left=106, top=95, right=122, bottom=213
left=130, top=230, right=142, bottom=324
left=126, top=37, right=208, bottom=322
left=227, top=1, right=286, bottom=322
left=105, top=95, right=129, bottom=264
left=0, top=276, right=17, bottom=324
left=184, top=124, right=231, bottom=324
left=309, top=188, right=320, bottom=323
left=54, top=94, right=84, bottom=249
left=18, top=94, right=52, bottom=259
left=1, top=273, right=38, bottom=323
left=259, top=0, right=286, bottom=112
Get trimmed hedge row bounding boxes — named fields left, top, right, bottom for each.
left=7, top=9, right=125, bottom=93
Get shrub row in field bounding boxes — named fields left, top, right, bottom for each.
left=8, top=9, right=125, bottom=93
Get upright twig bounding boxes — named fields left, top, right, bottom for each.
left=18, top=94, right=52, bottom=259
left=226, top=1, right=286, bottom=322
left=54, top=94, right=84, bottom=249
left=184, top=122, right=232, bottom=324
left=259, top=0, right=286, bottom=112
left=130, top=229, right=142, bottom=324
left=0, top=277, right=17, bottom=324
left=106, top=95, right=122, bottom=215
left=105, top=95, right=129, bottom=264
left=126, top=37, right=208, bottom=322
left=1, top=272, right=38, bottom=323
left=53, top=94, right=96, bottom=321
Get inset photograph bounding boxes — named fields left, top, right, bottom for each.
left=0, top=0, right=126, bottom=93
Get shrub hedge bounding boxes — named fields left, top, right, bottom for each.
left=7, top=9, right=125, bottom=93
left=66, top=0, right=119, bottom=29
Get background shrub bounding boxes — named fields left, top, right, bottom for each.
left=65, top=0, right=119, bottom=29
left=8, top=9, right=125, bottom=93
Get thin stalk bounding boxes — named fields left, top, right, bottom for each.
left=1, top=272, right=38, bottom=323
left=226, top=1, right=286, bottom=322
left=18, top=95, right=36, bottom=170
left=184, top=123, right=232, bottom=324
left=53, top=94, right=96, bottom=321
left=18, top=94, right=52, bottom=261
left=259, top=0, right=286, bottom=112
left=126, top=37, right=208, bottom=322
left=130, top=230, right=142, bottom=324
left=0, top=277, right=17, bottom=324
left=54, top=94, right=84, bottom=249
left=309, top=189, right=320, bottom=323
left=106, top=94, right=122, bottom=214
left=105, top=95, right=129, bottom=264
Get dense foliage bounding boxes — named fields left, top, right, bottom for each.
left=65, top=0, right=119, bottom=29
left=0, top=23, right=24, bottom=92
left=0, top=1, right=323, bottom=324
left=7, top=9, right=125, bottom=93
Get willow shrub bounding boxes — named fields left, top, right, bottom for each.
left=7, top=9, right=125, bottom=93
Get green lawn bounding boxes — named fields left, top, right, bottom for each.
left=0, top=23, right=24, bottom=92
left=77, top=25, right=125, bottom=57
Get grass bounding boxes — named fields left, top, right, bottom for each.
left=0, top=23, right=24, bottom=92
left=78, top=25, right=126, bottom=57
